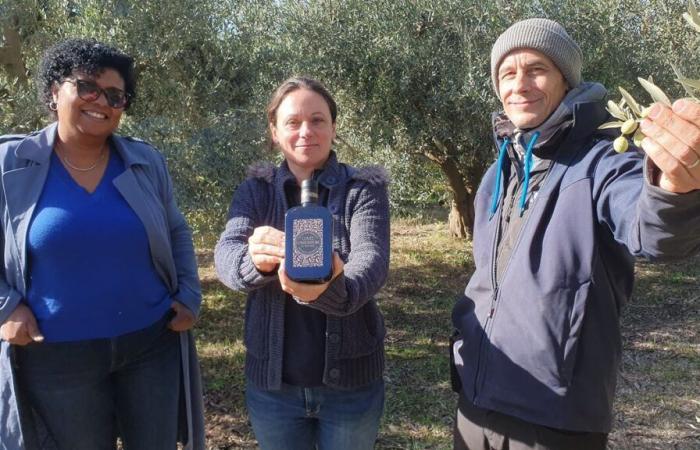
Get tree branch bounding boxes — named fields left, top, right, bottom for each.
left=0, top=19, right=28, bottom=84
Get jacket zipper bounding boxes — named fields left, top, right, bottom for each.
left=473, top=163, right=552, bottom=401
left=473, top=173, right=509, bottom=401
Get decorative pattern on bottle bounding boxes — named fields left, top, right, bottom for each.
left=292, top=218, right=324, bottom=268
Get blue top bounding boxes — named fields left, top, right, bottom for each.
left=26, top=149, right=172, bottom=342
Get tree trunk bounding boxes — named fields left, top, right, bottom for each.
left=424, top=139, right=475, bottom=240
left=0, top=18, right=28, bottom=84
left=449, top=187, right=474, bottom=238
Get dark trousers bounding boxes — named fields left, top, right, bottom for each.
left=14, top=313, right=180, bottom=450
left=454, top=395, right=608, bottom=450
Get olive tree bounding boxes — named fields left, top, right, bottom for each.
left=2, top=0, right=697, bottom=239
left=239, top=0, right=516, bottom=238
left=252, top=0, right=698, bottom=238
left=0, top=0, right=274, bottom=236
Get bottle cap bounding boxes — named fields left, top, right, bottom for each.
left=301, top=179, right=319, bottom=204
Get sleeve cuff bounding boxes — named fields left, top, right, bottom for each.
left=644, top=155, right=700, bottom=200
left=172, top=292, right=202, bottom=318
left=0, top=289, right=23, bottom=326
left=306, top=273, right=349, bottom=315
left=644, top=156, right=661, bottom=187
left=239, top=252, right=278, bottom=287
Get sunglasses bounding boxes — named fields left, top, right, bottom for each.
left=63, top=78, right=130, bottom=109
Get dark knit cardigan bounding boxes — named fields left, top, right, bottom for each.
left=214, top=153, right=390, bottom=390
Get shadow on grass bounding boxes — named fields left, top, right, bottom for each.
left=194, top=229, right=699, bottom=449
left=378, top=252, right=474, bottom=448
left=609, top=255, right=700, bottom=449
left=194, top=223, right=474, bottom=448
left=392, top=205, right=450, bottom=226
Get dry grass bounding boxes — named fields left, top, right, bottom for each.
left=195, top=219, right=699, bottom=449
left=608, top=259, right=700, bottom=449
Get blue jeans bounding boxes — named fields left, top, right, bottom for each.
left=246, top=379, right=385, bottom=450
left=14, top=313, right=180, bottom=450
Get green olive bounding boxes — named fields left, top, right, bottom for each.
left=620, top=119, right=638, bottom=136
left=633, top=129, right=645, bottom=147
left=614, top=136, right=629, bottom=153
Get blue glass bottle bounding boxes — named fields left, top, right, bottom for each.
left=284, top=179, right=333, bottom=283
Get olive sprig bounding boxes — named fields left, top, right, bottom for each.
left=599, top=0, right=700, bottom=153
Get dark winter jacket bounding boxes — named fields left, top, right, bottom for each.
left=214, top=152, right=390, bottom=390
left=452, top=83, right=700, bottom=432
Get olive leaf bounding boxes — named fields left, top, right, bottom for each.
left=603, top=1, right=696, bottom=136
left=618, top=87, right=642, bottom=116
left=672, top=64, right=700, bottom=99
left=683, top=0, right=700, bottom=32
left=606, top=100, right=629, bottom=121
left=638, top=77, right=672, bottom=106
left=618, top=98, right=628, bottom=113
left=599, top=120, right=627, bottom=130
left=678, top=78, right=700, bottom=89
left=683, top=14, right=700, bottom=32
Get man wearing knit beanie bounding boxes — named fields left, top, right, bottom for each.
left=451, top=17, right=700, bottom=450
left=490, top=17, right=582, bottom=130
left=490, top=18, right=582, bottom=94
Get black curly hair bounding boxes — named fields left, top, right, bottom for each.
left=37, top=38, right=136, bottom=114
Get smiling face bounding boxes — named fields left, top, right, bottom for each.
left=497, top=49, right=568, bottom=129
left=52, top=68, right=125, bottom=142
left=270, top=88, right=336, bottom=178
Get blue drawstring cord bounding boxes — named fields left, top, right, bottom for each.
left=518, top=131, right=541, bottom=216
left=489, top=138, right=510, bottom=220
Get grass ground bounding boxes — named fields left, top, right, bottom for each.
left=195, top=218, right=699, bottom=449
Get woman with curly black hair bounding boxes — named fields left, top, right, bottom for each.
left=0, top=39, right=204, bottom=450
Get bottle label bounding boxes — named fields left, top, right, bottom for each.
left=292, top=218, right=323, bottom=267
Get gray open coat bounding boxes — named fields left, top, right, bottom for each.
left=0, top=123, right=205, bottom=450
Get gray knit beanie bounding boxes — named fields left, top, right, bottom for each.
left=490, top=18, right=582, bottom=96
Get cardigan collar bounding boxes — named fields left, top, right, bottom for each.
left=276, top=151, right=343, bottom=189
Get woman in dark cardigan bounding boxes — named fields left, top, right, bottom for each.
left=215, top=77, right=390, bottom=450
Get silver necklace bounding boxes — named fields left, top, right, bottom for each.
left=56, top=142, right=107, bottom=172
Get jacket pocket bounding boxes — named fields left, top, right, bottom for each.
left=560, top=281, right=590, bottom=386
left=485, top=281, right=591, bottom=392
left=449, top=330, right=463, bottom=393
left=338, top=301, right=384, bottom=358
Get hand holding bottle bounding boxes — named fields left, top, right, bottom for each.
left=248, top=226, right=286, bottom=273
left=278, top=252, right=344, bottom=303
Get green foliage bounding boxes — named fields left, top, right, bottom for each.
left=338, top=140, right=451, bottom=212
left=0, top=0, right=270, bottom=235
left=568, top=0, right=700, bottom=103
left=0, top=72, right=41, bottom=133
left=597, top=1, right=700, bottom=148
left=2, top=0, right=699, bottom=231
